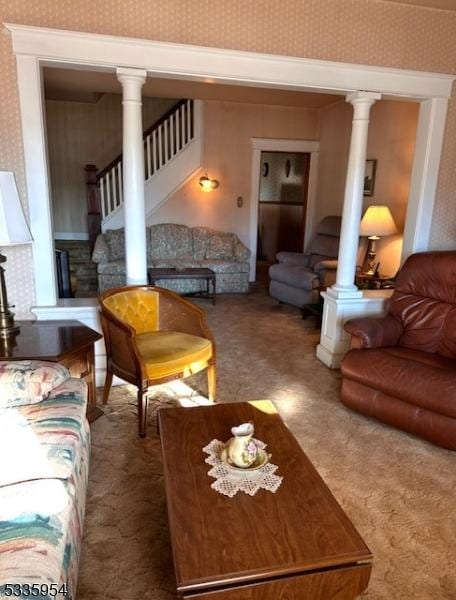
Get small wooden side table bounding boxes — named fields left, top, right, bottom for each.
left=0, top=320, right=102, bottom=423
left=356, top=274, right=395, bottom=290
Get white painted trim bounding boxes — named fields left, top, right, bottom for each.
left=5, top=24, right=454, bottom=306
left=15, top=55, right=57, bottom=306
left=5, top=23, right=454, bottom=99
left=316, top=289, right=393, bottom=368
left=402, top=97, right=449, bottom=258
left=54, top=232, right=89, bottom=240
left=249, top=138, right=320, bottom=280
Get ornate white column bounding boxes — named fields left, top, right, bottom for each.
left=317, top=91, right=389, bottom=368
left=117, top=67, right=147, bottom=285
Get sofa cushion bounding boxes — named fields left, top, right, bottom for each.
left=136, top=331, right=212, bottom=379
left=0, top=478, right=74, bottom=591
left=149, top=224, right=193, bottom=260
left=0, top=377, right=89, bottom=487
left=341, top=347, right=456, bottom=419
left=206, top=233, right=235, bottom=259
left=192, top=227, right=213, bottom=260
left=200, top=259, right=249, bottom=274
left=150, top=259, right=202, bottom=269
left=268, top=264, right=319, bottom=291
left=0, top=361, right=69, bottom=408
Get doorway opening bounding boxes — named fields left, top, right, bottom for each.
left=256, top=151, right=310, bottom=284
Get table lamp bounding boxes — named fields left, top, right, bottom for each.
left=360, top=205, right=398, bottom=276
left=0, top=171, right=33, bottom=338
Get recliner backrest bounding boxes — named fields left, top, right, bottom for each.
left=389, top=251, right=456, bottom=359
left=306, top=216, right=341, bottom=267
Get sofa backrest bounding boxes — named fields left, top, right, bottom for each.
left=306, top=216, right=341, bottom=267
left=97, top=224, right=245, bottom=262
left=389, top=251, right=456, bottom=359
left=149, top=224, right=193, bottom=260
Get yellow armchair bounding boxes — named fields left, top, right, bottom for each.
left=99, top=285, right=216, bottom=437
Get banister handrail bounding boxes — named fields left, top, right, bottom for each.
left=96, top=98, right=188, bottom=182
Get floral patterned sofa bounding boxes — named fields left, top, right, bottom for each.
left=0, top=361, right=90, bottom=600
left=92, top=223, right=251, bottom=294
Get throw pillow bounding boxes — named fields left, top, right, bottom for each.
left=0, top=360, right=70, bottom=408
left=206, top=233, right=234, bottom=260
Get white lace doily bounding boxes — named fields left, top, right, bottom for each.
left=203, top=439, right=283, bottom=498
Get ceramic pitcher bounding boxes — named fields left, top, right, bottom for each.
left=227, top=422, right=258, bottom=468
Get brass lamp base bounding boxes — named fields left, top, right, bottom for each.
left=362, top=236, right=380, bottom=276
left=0, top=313, right=19, bottom=338
left=0, top=252, right=20, bottom=339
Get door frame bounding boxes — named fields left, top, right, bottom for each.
left=5, top=23, right=453, bottom=304
left=249, top=138, right=319, bottom=280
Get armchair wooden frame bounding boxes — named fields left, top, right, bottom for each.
left=99, top=285, right=216, bottom=437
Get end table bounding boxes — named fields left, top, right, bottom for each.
left=0, top=320, right=102, bottom=422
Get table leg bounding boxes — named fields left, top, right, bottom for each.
left=85, top=345, right=103, bottom=423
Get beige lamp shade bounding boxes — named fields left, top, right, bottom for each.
left=360, top=205, right=398, bottom=238
left=0, top=171, right=33, bottom=245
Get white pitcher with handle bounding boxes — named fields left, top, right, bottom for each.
left=227, top=422, right=258, bottom=468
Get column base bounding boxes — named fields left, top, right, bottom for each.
left=316, top=288, right=393, bottom=369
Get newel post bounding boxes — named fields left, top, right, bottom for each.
left=85, top=164, right=101, bottom=253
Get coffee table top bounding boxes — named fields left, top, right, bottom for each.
left=158, top=401, right=372, bottom=595
left=147, top=267, right=215, bottom=279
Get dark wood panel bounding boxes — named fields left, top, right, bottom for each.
left=184, top=564, right=371, bottom=600
left=158, top=401, right=372, bottom=595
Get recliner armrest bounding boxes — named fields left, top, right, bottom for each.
left=276, top=252, right=310, bottom=267
left=313, top=259, right=338, bottom=272
left=344, top=315, right=403, bottom=349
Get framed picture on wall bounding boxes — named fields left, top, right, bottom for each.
left=363, top=159, right=377, bottom=196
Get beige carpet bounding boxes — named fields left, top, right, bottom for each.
left=78, top=287, right=456, bottom=599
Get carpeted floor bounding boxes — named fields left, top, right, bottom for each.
left=77, top=287, right=456, bottom=600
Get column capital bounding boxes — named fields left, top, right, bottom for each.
left=116, top=67, right=147, bottom=85
left=346, top=91, right=381, bottom=106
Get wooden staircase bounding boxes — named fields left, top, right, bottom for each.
left=86, top=99, right=203, bottom=249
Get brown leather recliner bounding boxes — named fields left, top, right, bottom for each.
left=341, top=251, right=456, bottom=450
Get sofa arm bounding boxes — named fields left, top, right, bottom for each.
left=344, top=315, right=403, bottom=349
left=276, top=252, right=310, bottom=267
left=92, top=234, right=109, bottom=264
left=233, top=237, right=251, bottom=262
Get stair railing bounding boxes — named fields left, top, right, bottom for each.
left=85, top=98, right=194, bottom=248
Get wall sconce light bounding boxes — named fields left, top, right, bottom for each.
left=199, top=173, right=219, bottom=192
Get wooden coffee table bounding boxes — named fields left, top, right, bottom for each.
left=148, top=267, right=216, bottom=305
left=158, top=401, right=372, bottom=599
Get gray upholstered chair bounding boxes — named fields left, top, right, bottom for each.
left=269, top=216, right=341, bottom=307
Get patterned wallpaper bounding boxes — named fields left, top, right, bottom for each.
left=0, top=0, right=455, bottom=315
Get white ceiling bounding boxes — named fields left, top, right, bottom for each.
left=382, top=0, right=456, bottom=10
left=43, top=67, right=341, bottom=108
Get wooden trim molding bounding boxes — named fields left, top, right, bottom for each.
left=249, top=138, right=320, bottom=280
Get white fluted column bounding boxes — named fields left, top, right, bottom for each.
left=317, top=91, right=388, bottom=368
left=117, top=67, right=147, bottom=285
